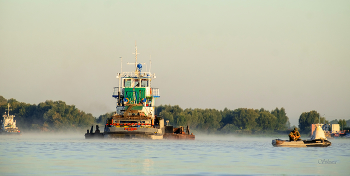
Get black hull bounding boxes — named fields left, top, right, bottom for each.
left=163, top=133, right=195, bottom=140
left=304, top=139, right=331, bottom=147
left=104, top=131, right=156, bottom=135
left=85, top=125, right=104, bottom=139
left=103, top=133, right=163, bottom=139
left=85, top=133, right=104, bottom=139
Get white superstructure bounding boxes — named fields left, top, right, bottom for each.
left=1, top=104, right=20, bottom=133
left=311, top=124, right=327, bottom=140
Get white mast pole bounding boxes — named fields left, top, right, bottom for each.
left=135, top=42, right=137, bottom=72
left=132, top=42, right=139, bottom=74
left=135, top=44, right=137, bottom=72
left=149, top=55, right=152, bottom=73
left=119, top=57, right=122, bottom=93
left=149, top=59, right=152, bottom=74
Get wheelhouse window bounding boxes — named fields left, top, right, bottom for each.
left=134, top=79, right=140, bottom=87
left=124, top=79, right=131, bottom=87
left=141, top=79, right=149, bottom=87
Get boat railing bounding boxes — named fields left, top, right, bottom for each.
left=112, top=87, right=123, bottom=98
left=121, top=72, right=153, bottom=78
left=152, top=88, right=160, bottom=97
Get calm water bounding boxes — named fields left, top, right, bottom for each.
left=0, top=133, right=349, bottom=175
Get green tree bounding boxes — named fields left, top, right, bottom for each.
left=298, top=110, right=320, bottom=133
left=271, top=107, right=289, bottom=131
left=186, top=108, right=199, bottom=128
left=176, top=114, right=187, bottom=126
left=156, top=105, right=183, bottom=126
left=329, top=119, right=339, bottom=124
left=346, top=119, right=350, bottom=127
left=221, top=108, right=234, bottom=125
left=319, top=116, right=329, bottom=124
left=159, top=110, right=174, bottom=125
left=97, top=112, right=115, bottom=124
left=202, top=109, right=222, bottom=132
left=256, top=111, right=277, bottom=131
left=232, top=108, right=258, bottom=130
left=0, top=96, right=7, bottom=105
left=338, top=119, right=346, bottom=130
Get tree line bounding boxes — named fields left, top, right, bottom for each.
left=2, top=95, right=348, bottom=134
left=154, top=105, right=291, bottom=134
left=0, top=96, right=95, bottom=132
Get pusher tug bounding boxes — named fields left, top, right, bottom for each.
left=1, top=104, right=21, bottom=135
left=85, top=45, right=194, bottom=140
left=272, top=124, right=331, bottom=147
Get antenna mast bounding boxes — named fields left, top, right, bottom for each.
left=7, top=104, right=10, bottom=116
left=119, top=57, right=122, bottom=92
left=132, top=42, right=139, bottom=73
left=149, top=57, right=152, bottom=73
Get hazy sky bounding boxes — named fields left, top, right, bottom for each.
left=1, top=1, right=349, bottom=126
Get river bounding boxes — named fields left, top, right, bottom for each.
left=0, top=133, right=349, bottom=175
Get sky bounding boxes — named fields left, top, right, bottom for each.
left=0, top=0, right=349, bottom=126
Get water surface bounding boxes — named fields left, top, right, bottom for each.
left=0, top=134, right=349, bottom=175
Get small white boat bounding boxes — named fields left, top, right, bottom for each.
left=1, top=104, right=21, bottom=135
left=272, top=124, right=331, bottom=147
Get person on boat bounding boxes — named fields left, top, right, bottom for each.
left=95, top=125, right=100, bottom=134
left=289, top=127, right=301, bottom=141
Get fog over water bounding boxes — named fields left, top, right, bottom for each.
left=1, top=133, right=349, bottom=175
left=1, top=1, right=350, bottom=126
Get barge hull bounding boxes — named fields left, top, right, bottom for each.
left=163, top=133, right=195, bottom=140
left=104, top=133, right=163, bottom=139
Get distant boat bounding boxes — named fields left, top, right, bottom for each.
left=1, top=104, right=21, bottom=135
left=272, top=124, right=331, bottom=147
